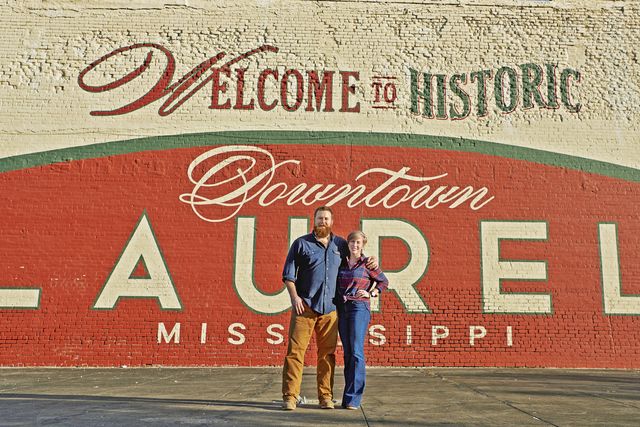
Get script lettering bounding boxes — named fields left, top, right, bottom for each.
left=179, top=146, right=495, bottom=222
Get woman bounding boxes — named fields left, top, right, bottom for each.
left=336, top=230, right=389, bottom=410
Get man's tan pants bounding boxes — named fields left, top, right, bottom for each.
left=282, top=304, right=338, bottom=401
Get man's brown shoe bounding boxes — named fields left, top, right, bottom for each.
left=319, top=398, right=335, bottom=409
left=282, top=398, right=296, bottom=411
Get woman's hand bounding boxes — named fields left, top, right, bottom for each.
left=355, top=289, right=370, bottom=298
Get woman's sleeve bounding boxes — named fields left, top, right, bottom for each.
left=368, top=267, right=389, bottom=293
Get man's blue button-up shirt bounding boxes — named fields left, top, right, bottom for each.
left=282, top=233, right=349, bottom=314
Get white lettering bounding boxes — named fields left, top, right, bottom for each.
left=432, top=325, right=449, bottom=345
left=599, top=223, right=640, bottom=315
left=152, top=321, right=514, bottom=347
left=363, top=219, right=430, bottom=313
left=200, top=323, right=207, bottom=344
left=157, top=322, right=180, bottom=343
left=233, top=217, right=296, bottom=314
left=180, top=146, right=494, bottom=223
left=0, top=288, right=40, bottom=308
left=369, top=324, right=386, bottom=345
left=266, top=323, right=285, bottom=344
left=469, top=325, right=487, bottom=346
left=179, top=146, right=298, bottom=223
left=228, top=322, right=246, bottom=345
left=93, top=212, right=182, bottom=310
left=480, top=221, right=551, bottom=314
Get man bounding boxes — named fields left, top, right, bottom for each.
left=281, top=206, right=376, bottom=410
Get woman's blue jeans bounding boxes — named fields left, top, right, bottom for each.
left=338, top=301, right=371, bottom=408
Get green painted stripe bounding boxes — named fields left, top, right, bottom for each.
left=1, top=131, right=639, bottom=182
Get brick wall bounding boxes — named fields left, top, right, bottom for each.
left=0, top=1, right=639, bottom=367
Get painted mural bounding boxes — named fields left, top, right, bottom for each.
left=0, top=1, right=639, bottom=367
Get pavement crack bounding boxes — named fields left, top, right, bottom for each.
left=577, top=391, right=640, bottom=410
left=360, top=404, right=371, bottom=426
left=424, top=371, right=559, bottom=427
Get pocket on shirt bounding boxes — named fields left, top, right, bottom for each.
left=301, top=248, right=320, bottom=263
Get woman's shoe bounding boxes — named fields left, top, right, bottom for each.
left=345, top=405, right=359, bottom=410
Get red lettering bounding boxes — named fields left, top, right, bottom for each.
left=210, top=68, right=232, bottom=110
left=79, top=44, right=278, bottom=116
left=77, top=43, right=176, bottom=116
left=257, top=69, right=278, bottom=111
left=384, top=83, right=397, bottom=103
left=306, top=71, right=334, bottom=112
left=234, top=68, right=254, bottom=110
left=281, top=69, right=304, bottom=112
left=159, top=53, right=226, bottom=116
left=372, top=81, right=383, bottom=103
left=78, top=45, right=365, bottom=117
left=340, top=71, right=360, bottom=113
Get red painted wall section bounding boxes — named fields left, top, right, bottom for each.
left=1, top=141, right=639, bottom=367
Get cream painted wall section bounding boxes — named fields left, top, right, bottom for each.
left=0, top=0, right=639, bottom=168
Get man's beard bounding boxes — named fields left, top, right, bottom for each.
left=313, top=225, right=331, bottom=238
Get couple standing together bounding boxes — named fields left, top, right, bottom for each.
left=281, top=206, right=389, bottom=410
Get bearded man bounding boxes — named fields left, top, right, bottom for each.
left=281, top=206, right=376, bottom=410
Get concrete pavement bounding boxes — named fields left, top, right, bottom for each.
left=0, top=367, right=639, bottom=426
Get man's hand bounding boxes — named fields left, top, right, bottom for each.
left=365, top=256, right=379, bottom=270
left=291, top=295, right=305, bottom=315
left=284, top=280, right=305, bottom=315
